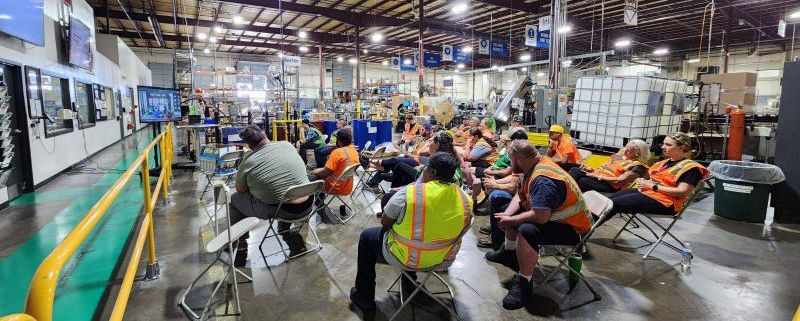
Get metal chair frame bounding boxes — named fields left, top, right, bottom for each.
left=178, top=184, right=258, bottom=320
left=317, top=163, right=361, bottom=223
left=384, top=217, right=474, bottom=321
left=532, top=191, right=614, bottom=302
left=355, top=146, right=387, bottom=212
left=199, top=151, right=245, bottom=223
left=257, top=181, right=325, bottom=265
left=611, top=177, right=711, bottom=259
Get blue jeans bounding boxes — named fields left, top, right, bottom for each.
left=355, top=227, right=416, bottom=301
left=488, top=190, right=514, bottom=249
left=314, top=146, right=335, bottom=168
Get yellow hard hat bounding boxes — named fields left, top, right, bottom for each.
left=549, top=124, right=564, bottom=134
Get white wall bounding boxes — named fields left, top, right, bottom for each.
left=0, top=0, right=151, bottom=186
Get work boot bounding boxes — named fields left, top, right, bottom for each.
left=485, top=248, right=519, bottom=270
left=350, top=287, right=377, bottom=311
left=340, top=205, right=349, bottom=219
left=281, top=231, right=308, bottom=258
left=479, top=225, right=491, bottom=235
left=502, top=274, right=532, bottom=310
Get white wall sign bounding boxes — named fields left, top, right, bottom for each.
left=539, top=16, right=552, bottom=31
left=779, top=19, right=787, bottom=37
left=283, top=55, right=301, bottom=66
left=479, top=39, right=489, bottom=55
left=442, top=44, right=453, bottom=61
left=624, top=0, right=638, bottom=26
left=525, top=25, right=538, bottom=46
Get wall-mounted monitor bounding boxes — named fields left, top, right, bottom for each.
left=0, top=0, right=45, bottom=46
left=137, top=86, right=181, bottom=123
left=68, top=16, right=93, bottom=70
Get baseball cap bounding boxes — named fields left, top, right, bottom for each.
left=423, top=123, right=433, bottom=131
left=549, top=124, right=565, bottom=134
left=511, top=115, right=523, bottom=123
left=500, top=127, right=527, bottom=140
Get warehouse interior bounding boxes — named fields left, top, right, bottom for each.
left=0, top=0, right=799, bottom=320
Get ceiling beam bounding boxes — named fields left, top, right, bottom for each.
left=220, top=0, right=407, bottom=27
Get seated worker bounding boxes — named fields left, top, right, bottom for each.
left=399, top=114, right=422, bottom=151
left=296, top=118, right=326, bottom=164
left=465, top=127, right=528, bottom=192
left=309, top=128, right=359, bottom=217
left=509, top=115, right=524, bottom=131
left=349, top=152, right=473, bottom=311
left=484, top=140, right=593, bottom=310
left=379, top=131, right=465, bottom=210
left=450, top=118, right=470, bottom=133
left=545, top=124, right=581, bottom=171
left=313, top=119, right=348, bottom=168
left=366, top=123, right=434, bottom=187
left=454, top=117, right=480, bottom=147
left=569, top=139, right=650, bottom=193
left=601, top=132, right=709, bottom=225
left=479, top=117, right=497, bottom=140
left=463, top=128, right=500, bottom=170
left=230, top=126, right=313, bottom=266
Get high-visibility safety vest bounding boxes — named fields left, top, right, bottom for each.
left=643, top=158, right=709, bottom=211
left=553, top=137, right=581, bottom=164
left=403, top=123, right=421, bottom=139
left=595, top=155, right=647, bottom=189
left=412, top=138, right=432, bottom=163
left=387, top=181, right=473, bottom=269
left=308, top=126, right=326, bottom=146
left=323, top=145, right=359, bottom=195
left=474, top=138, right=500, bottom=165
left=519, top=157, right=593, bottom=233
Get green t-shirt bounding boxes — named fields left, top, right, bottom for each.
left=235, top=141, right=310, bottom=204
left=491, top=154, right=511, bottom=170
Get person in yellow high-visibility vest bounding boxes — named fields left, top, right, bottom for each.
left=485, top=140, right=593, bottom=310
left=350, top=152, right=473, bottom=311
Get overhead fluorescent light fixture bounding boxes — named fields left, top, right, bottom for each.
left=498, top=67, right=506, bottom=71
left=370, top=33, right=384, bottom=43
left=233, top=15, right=245, bottom=25
left=214, top=26, right=224, bottom=33
left=208, top=36, right=217, bottom=43
left=363, top=49, right=368, bottom=54
left=382, top=60, right=388, bottom=66
left=451, top=3, right=468, bottom=14
left=520, top=53, right=531, bottom=61
left=463, top=46, right=473, bottom=53
left=562, top=60, right=572, bottom=66
left=536, top=72, right=545, bottom=77
left=403, top=58, right=412, bottom=64
left=688, top=58, right=700, bottom=63
left=337, top=56, right=344, bottom=62
left=614, top=39, right=632, bottom=48
left=278, top=52, right=284, bottom=58
left=299, top=46, right=309, bottom=52
left=457, top=63, right=465, bottom=69
left=196, top=32, right=207, bottom=40
left=203, top=48, right=210, bottom=54
left=790, top=10, right=800, bottom=19
left=491, top=65, right=498, bottom=70
left=349, top=58, right=358, bottom=64
left=653, top=48, right=669, bottom=55
left=298, top=31, right=308, bottom=38
left=557, top=25, right=572, bottom=34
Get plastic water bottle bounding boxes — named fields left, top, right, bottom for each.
left=680, top=243, right=693, bottom=274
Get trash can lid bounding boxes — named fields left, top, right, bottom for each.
left=708, top=160, right=785, bottom=184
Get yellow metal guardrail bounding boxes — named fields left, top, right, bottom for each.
left=17, top=125, right=173, bottom=321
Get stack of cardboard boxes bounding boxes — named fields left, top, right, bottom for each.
left=700, top=72, right=757, bottom=113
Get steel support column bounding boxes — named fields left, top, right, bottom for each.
left=418, top=0, right=425, bottom=115
left=355, top=26, right=361, bottom=119
left=319, top=44, right=324, bottom=109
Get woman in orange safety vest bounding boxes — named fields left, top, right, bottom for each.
left=600, top=132, right=709, bottom=225
left=568, top=139, right=650, bottom=193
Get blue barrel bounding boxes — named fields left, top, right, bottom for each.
left=352, top=120, right=369, bottom=150
left=323, top=120, right=338, bottom=136
left=375, top=120, right=394, bottom=146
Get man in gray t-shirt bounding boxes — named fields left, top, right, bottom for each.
left=228, top=125, right=312, bottom=267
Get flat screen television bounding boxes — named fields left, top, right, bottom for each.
left=68, top=16, right=92, bottom=70
left=137, top=86, right=182, bottom=123
left=0, top=0, right=45, bottom=46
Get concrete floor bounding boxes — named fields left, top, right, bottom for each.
left=1, top=128, right=798, bottom=320
left=117, top=151, right=800, bottom=321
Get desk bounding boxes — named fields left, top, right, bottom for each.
left=177, top=124, right=220, bottom=169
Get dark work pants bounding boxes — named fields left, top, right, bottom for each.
left=568, top=167, right=618, bottom=193
left=602, top=189, right=676, bottom=225
left=488, top=190, right=514, bottom=249
left=369, top=157, right=419, bottom=185
left=517, top=221, right=581, bottom=252
left=314, top=146, right=335, bottom=168
left=355, top=227, right=417, bottom=301
left=558, top=162, right=581, bottom=172
left=299, top=141, right=322, bottom=164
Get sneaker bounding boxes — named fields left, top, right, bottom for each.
left=502, top=275, right=532, bottom=310
left=477, top=235, right=495, bottom=249
left=485, top=249, right=518, bottom=270
left=479, top=225, right=491, bottom=235
left=349, top=287, right=377, bottom=311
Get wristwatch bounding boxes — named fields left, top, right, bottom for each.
left=653, top=183, right=659, bottom=191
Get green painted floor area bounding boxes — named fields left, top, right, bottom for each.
left=0, top=131, right=157, bottom=319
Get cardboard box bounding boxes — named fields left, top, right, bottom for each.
left=700, top=72, right=757, bottom=91
left=719, top=91, right=755, bottom=112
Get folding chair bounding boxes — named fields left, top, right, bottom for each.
left=355, top=146, right=386, bottom=199
left=532, top=190, right=613, bottom=301
left=179, top=184, right=260, bottom=320
left=385, top=217, right=474, bottom=321
left=258, top=181, right=325, bottom=264
left=611, top=177, right=711, bottom=259
left=199, top=150, right=245, bottom=201
left=317, top=163, right=361, bottom=223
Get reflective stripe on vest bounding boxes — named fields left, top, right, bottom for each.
left=643, top=159, right=709, bottom=211
left=390, top=182, right=472, bottom=269
left=531, top=163, right=591, bottom=222
left=329, top=146, right=356, bottom=182
left=596, top=156, right=645, bottom=188
left=475, top=139, right=500, bottom=165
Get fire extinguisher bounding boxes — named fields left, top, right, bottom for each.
left=726, top=105, right=745, bottom=161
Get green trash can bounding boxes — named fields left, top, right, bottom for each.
left=709, top=161, right=785, bottom=223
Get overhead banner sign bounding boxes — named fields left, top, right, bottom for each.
left=489, top=41, right=508, bottom=57
left=539, top=16, right=552, bottom=31
left=525, top=25, right=538, bottom=46
left=779, top=19, right=787, bottom=37
left=624, top=0, right=638, bottom=26
left=391, top=56, right=401, bottom=70
left=398, top=55, right=416, bottom=71
left=442, top=44, right=453, bottom=61
left=479, top=39, right=490, bottom=55
left=423, top=52, right=441, bottom=68
left=283, top=55, right=301, bottom=67
left=453, top=45, right=472, bottom=62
